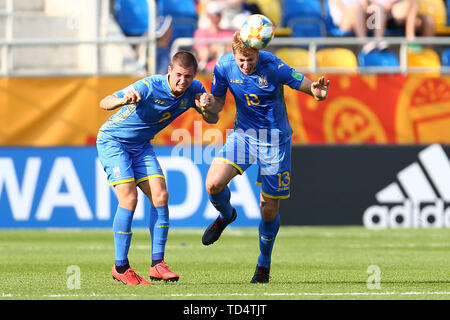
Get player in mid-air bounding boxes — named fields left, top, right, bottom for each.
left=97, top=51, right=216, bottom=285
left=198, top=32, right=330, bottom=283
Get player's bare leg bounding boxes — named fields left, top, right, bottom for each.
left=205, top=159, right=240, bottom=195
left=115, top=181, right=138, bottom=211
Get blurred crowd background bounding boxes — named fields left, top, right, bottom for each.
left=0, top=0, right=449, bottom=76
left=115, top=0, right=450, bottom=74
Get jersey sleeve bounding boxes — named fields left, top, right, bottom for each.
left=193, top=80, right=207, bottom=95
left=211, top=61, right=228, bottom=97
left=113, top=78, right=152, bottom=100
left=275, top=56, right=305, bottom=90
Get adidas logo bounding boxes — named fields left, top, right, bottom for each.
left=363, top=144, right=450, bottom=229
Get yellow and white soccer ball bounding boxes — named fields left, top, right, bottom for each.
left=239, top=14, right=275, bottom=50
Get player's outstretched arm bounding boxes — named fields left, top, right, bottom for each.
left=299, top=76, right=330, bottom=101
left=100, top=87, right=141, bottom=111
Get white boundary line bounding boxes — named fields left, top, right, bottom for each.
left=2, top=291, right=450, bottom=298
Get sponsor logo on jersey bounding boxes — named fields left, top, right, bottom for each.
left=155, top=99, right=169, bottom=106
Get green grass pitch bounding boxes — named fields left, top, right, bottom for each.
left=0, top=226, right=449, bottom=300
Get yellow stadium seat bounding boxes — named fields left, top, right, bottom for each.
left=275, top=48, right=310, bottom=68
left=408, top=48, right=441, bottom=68
left=252, top=0, right=282, bottom=26
left=316, top=48, right=358, bottom=69
left=418, top=0, right=448, bottom=34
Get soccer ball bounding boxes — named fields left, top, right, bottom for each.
left=239, top=14, right=275, bottom=50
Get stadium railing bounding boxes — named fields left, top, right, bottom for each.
left=0, top=36, right=449, bottom=76
left=171, top=37, right=450, bottom=74
left=0, top=0, right=158, bottom=77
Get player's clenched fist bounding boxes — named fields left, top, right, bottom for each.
left=122, top=87, right=141, bottom=105
left=200, top=92, right=213, bottom=109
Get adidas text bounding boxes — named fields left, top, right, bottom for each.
left=363, top=199, right=450, bottom=229
left=363, top=144, right=450, bottom=229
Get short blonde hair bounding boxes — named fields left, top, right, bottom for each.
left=232, top=31, right=259, bottom=57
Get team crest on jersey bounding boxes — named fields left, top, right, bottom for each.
left=179, top=98, right=189, bottom=108
left=258, top=75, right=268, bottom=88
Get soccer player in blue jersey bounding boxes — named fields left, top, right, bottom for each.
left=198, top=32, right=330, bottom=283
left=97, top=51, right=216, bottom=285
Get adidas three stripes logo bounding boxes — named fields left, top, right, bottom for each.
left=364, top=144, right=450, bottom=229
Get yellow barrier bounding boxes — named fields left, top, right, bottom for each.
left=0, top=74, right=449, bottom=146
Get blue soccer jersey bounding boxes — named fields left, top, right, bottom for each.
left=211, top=50, right=304, bottom=145
left=98, top=74, right=205, bottom=144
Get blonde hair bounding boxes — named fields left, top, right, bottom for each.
left=232, top=31, right=259, bottom=57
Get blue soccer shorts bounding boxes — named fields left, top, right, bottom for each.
left=97, top=137, right=165, bottom=186
left=214, top=130, right=291, bottom=199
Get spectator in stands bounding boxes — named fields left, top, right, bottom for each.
left=194, top=2, right=235, bottom=72
left=328, top=0, right=376, bottom=53
left=198, top=0, right=252, bottom=30
left=367, top=0, right=435, bottom=52
left=156, top=15, right=173, bottom=74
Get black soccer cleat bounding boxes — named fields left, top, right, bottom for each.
left=250, top=265, right=270, bottom=284
left=202, top=208, right=237, bottom=246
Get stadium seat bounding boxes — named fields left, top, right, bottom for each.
left=316, top=48, right=357, bottom=69
left=419, top=0, right=449, bottom=34
left=408, top=48, right=441, bottom=68
left=156, top=0, right=198, bottom=41
left=441, top=48, right=450, bottom=66
left=358, top=50, right=399, bottom=67
left=282, top=0, right=326, bottom=37
left=275, top=48, right=310, bottom=68
left=252, top=0, right=281, bottom=26
left=114, top=0, right=149, bottom=36
left=156, top=0, right=197, bottom=20
left=287, top=19, right=327, bottom=37
left=171, top=17, right=198, bottom=41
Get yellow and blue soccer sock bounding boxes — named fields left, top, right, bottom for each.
left=209, top=186, right=233, bottom=221
left=257, top=213, right=280, bottom=268
left=149, top=205, right=169, bottom=265
left=113, top=206, right=134, bottom=270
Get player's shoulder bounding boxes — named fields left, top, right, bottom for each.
left=258, top=50, right=282, bottom=69
left=133, top=74, right=162, bottom=90
left=216, top=52, right=235, bottom=69
left=143, top=74, right=165, bottom=86
left=259, top=50, right=278, bottom=62
left=190, top=79, right=206, bottom=92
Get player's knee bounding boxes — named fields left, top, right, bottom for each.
left=260, top=197, right=280, bottom=221
left=205, top=179, right=225, bottom=196
left=153, top=189, right=169, bottom=206
left=261, top=208, right=278, bottom=221
left=119, top=194, right=138, bottom=211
